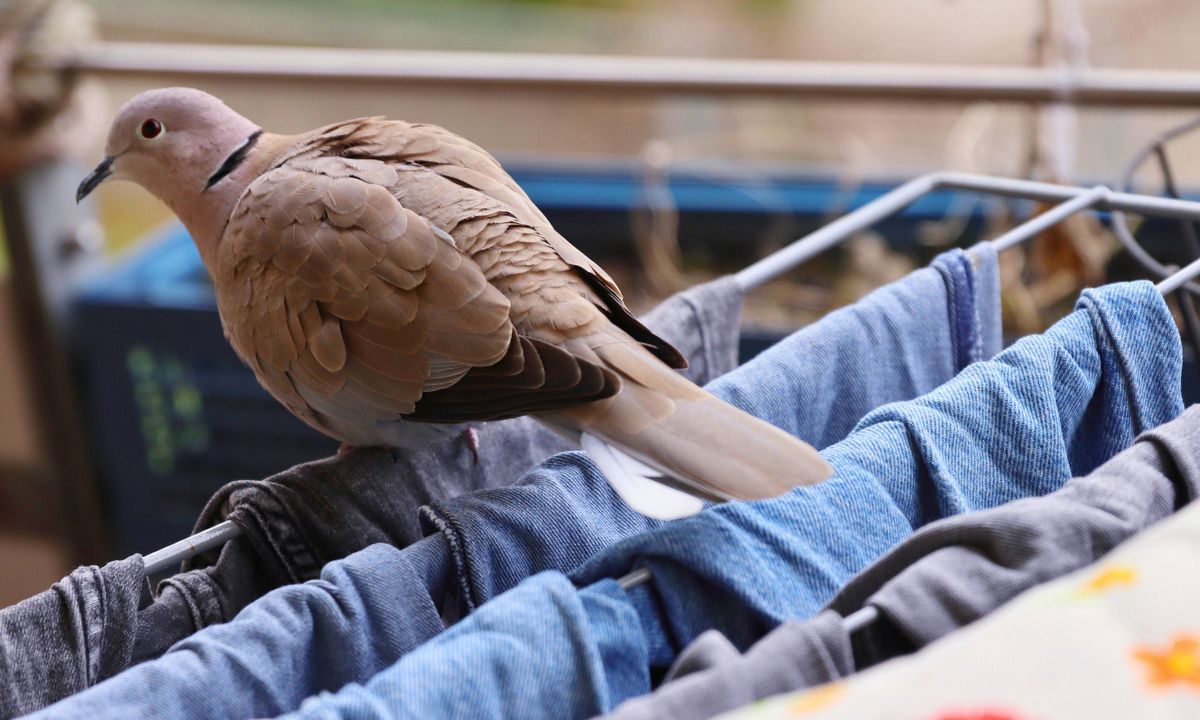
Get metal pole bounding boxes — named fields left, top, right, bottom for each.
left=143, top=519, right=241, bottom=575
left=1158, top=257, right=1200, bottom=295
left=48, top=42, right=1200, bottom=107
left=734, top=174, right=941, bottom=289
left=987, top=186, right=1107, bottom=253
left=736, top=172, right=1200, bottom=291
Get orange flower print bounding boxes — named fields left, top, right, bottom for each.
left=784, top=683, right=845, bottom=715
left=1078, top=565, right=1137, bottom=596
left=1134, top=634, right=1200, bottom=688
left=930, top=710, right=1033, bottom=720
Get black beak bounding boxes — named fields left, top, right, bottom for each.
left=76, top=156, right=114, bottom=203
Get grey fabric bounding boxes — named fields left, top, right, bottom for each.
left=135, top=276, right=745, bottom=654
left=132, top=538, right=274, bottom=663
left=605, top=611, right=852, bottom=720
left=603, top=403, right=1200, bottom=720
left=0, top=555, right=145, bottom=719
left=661, top=630, right=740, bottom=683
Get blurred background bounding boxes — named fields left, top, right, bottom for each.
left=1, top=0, right=1199, bottom=601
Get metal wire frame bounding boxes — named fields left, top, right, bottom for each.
left=735, top=171, right=1200, bottom=291
left=1106, top=115, right=1200, bottom=370
left=46, top=42, right=1200, bottom=107
left=148, top=173, right=1200, bottom=581
left=1111, top=115, right=1200, bottom=295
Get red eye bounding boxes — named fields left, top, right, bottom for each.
left=140, top=119, right=163, bottom=139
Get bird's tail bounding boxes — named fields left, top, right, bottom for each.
left=542, top=336, right=833, bottom=519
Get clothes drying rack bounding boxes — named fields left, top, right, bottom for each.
left=145, top=171, right=1200, bottom=580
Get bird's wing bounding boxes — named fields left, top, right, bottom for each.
left=216, top=154, right=617, bottom=440
left=308, top=117, right=687, bottom=369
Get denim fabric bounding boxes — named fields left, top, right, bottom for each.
left=30, top=252, right=1000, bottom=720
left=130, top=277, right=743, bottom=658
left=0, top=555, right=144, bottom=719
left=829, top=401, right=1200, bottom=655
left=421, top=246, right=1004, bottom=611
left=286, top=574, right=644, bottom=720
left=604, top=403, right=1200, bottom=720
left=574, top=282, right=1181, bottom=658
left=284, top=281, right=1181, bottom=720
left=29, top=540, right=449, bottom=720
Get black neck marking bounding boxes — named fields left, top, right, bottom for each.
left=204, top=130, right=263, bottom=191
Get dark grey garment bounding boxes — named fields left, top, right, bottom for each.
left=132, top=538, right=276, bottom=663
left=603, top=403, right=1200, bottom=720
left=0, top=555, right=145, bottom=719
left=605, top=611, right=852, bottom=720
left=136, top=276, right=745, bottom=655
left=661, top=630, right=740, bottom=682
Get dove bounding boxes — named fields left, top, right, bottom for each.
left=78, top=87, right=833, bottom=518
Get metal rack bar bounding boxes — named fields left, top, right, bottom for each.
left=1158, top=257, right=1200, bottom=295
left=143, top=519, right=241, bottom=576
left=1149, top=144, right=1200, bottom=380
left=986, top=186, right=1107, bottom=253
left=735, top=171, right=1200, bottom=290
left=53, top=42, right=1200, bottom=107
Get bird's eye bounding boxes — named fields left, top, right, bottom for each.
left=140, top=119, right=164, bottom=139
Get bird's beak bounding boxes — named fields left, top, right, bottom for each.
left=76, top=156, right=114, bottom=203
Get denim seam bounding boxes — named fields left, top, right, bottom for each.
left=154, top=577, right=195, bottom=628
left=82, top=567, right=102, bottom=686
left=227, top=488, right=319, bottom=583
left=226, top=503, right=298, bottom=584
left=679, top=291, right=711, bottom=379
left=257, top=482, right=325, bottom=580
left=94, top=563, right=124, bottom=683
left=418, top=504, right=478, bottom=612
left=934, top=253, right=964, bottom=371
left=1079, top=286, right=1163, bottom=435
left=957, top=250, right=982, bottom=365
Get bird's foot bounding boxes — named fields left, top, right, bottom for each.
left=461, top=427, right=480, bottom=465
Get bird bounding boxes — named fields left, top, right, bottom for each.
left=78, top=87, right=833, bottom=518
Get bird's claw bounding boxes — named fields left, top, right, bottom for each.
left=462, top=427, right=480, bottom=465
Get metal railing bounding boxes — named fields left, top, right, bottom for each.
left=52, top=42, right=1200, bottom=107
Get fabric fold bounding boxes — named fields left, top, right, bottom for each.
left=422, top=247, right=1004, bottom=611
left=0, top=555, right=144, bottom=719
left=279, top=281, right=1179, bottom=719
left=728, top=488, right=1200, bottom=719
left=602, top=402, right=1200, bottom=720
left=28, top=252, right=1003, bottom=720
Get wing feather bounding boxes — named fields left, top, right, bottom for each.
left=217, top=150, right=622, bottom=444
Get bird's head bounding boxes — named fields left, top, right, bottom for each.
left=77, top=87, right=264, bottom=258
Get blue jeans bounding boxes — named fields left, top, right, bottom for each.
left=28, top=248, right=1003, bottom=720
left=279, top=281, right=1182, bottom=719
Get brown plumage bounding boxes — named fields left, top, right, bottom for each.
left=80, top=88, right=833, bottom=513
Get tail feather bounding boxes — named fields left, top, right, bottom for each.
left=547, top=337, right=833, bottom=510
left=579, top=432, right=704, bottom=520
